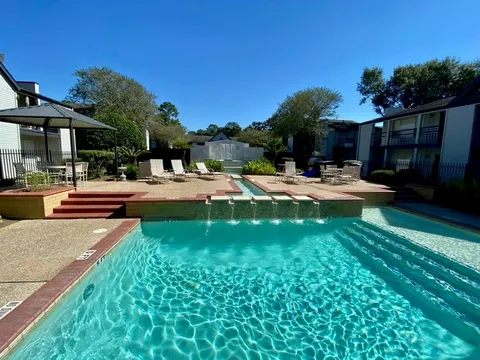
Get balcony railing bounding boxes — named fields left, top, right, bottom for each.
left=389, top=128, right=416, bottom=145
left=371, top=132, right=385, bottom=147
left=418, top=126, right=440, bottom=145
left=334, top=138, right=356, bottom=148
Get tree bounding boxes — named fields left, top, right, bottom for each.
left=156, top=102, right=180, bottom=125
left=263, top=138, right=288, bottom=162
left=118, top=146, right=148, bottom=165
left=150, top=123, right=186, bottom=148
left=237, top=129, right=271, bottom=147
left=357, top=57, right=480, bottom=115
left=245, top=121, right=271, bottom=131
left=172, top=138, right=192, bottom=167
left=75, top=113, right=145, bottom=150
left=0, top=53, right=4, bottom=63
left=222, top=122, right=241, bottom=137
left=269, top=87, right=342, bottom=138
left=66, top=67, right=157, bottom=128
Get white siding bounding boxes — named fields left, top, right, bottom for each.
left=0, top=74, right=20, bottom=150
left=441, top=105, right=476, bottom=163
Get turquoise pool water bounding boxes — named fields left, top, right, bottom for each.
left=234, top=179, right=268, bottom=197
left=8, top=217, right=480, bottom=359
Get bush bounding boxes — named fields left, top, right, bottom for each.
left=78, top=150, right=115, bottom=179
left=397, top=168, right=422, bottom=184
left=25, top=172, right=53, bottom=192
left=125, top=164, right=139, bottom=180
left=242, top=158, right=276, bottom=175
left=188, top=160, right=224, bottom=173
left=369, top=170, right=397, bottom=185
left=75, top=113, right=145, bottom=151
left=434, top=179, right=480, bottom=214
left=62, top=158, right=83, bottom=165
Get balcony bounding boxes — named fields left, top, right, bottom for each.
left=418, top=126, right=441, bottom=145
left=389, top=128, right=416, bottom=146
left=334, top=138, right=356, bottom=148
left=371, top=132, right=386, bottom=147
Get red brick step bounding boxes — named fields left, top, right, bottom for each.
left=61, top=198, right=126, bottom=205
left=46, top=212, right=117, bottom=219
left=69, top=192, right=135, bottom=199
left=53, top=204, right=123, bottom=213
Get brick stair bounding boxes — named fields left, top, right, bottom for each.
left=390, top=186, right=425, bottom=203
left=47, top=192, right=135, bottom=219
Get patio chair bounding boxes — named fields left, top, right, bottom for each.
left=139, top=161, right=151, bottom=178
left=150, top=159, right=173, bottom=183
left=196, top=162, right=223, bottom=179
left=171, top=159, right=197, bottom=182
left=275, top=164, right=286, bottom=183
left=284, top=161, right=308, bottom=183
left=65, top=162, right=84, bottom=185
left=335, top=166, right=361, bottom=184
left=13, top=163, right=29, bottom=186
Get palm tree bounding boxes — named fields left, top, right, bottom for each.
left=118, top=146, right=148, bottom=165
left=263, top=138, right=287, bottom=163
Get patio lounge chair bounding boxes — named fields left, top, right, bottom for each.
left=13, top=163, right=29, bottom=186
left=284, top=161, right=308, bottom=183
left=171, top=159, right=197, bottom=182
left=196, top=162, right=223, bottom=179
left=336, top=166, right=361, bottom=184
left=150, top=159, right=173, bottom=183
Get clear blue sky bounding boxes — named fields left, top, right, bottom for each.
left=2, top=0, right=479, bottom=131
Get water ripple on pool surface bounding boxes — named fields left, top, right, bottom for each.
left=8, top=220, right=475, bottom=359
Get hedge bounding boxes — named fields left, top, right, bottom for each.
left=78, top=150, right=115, bottom=179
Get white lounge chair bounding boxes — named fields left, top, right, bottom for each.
left=171, top=159, right=197, bottom=182
left=284, top=161, right=308, bottom=183
left=150, top=159, right=173, bottom=183
left=196, top=162, right=223, bottom=179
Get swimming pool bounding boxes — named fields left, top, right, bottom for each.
left=234, top=179, right=268, bottom=196
left=7, top=213, right=480, bottom=359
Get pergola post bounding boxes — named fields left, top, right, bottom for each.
left=69, top=119, right=77, bottom=189
left=43, top=118, right=50, bottom=162
left=114, top=131, right=119, bottom=181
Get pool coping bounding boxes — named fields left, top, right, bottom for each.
left=0, top=219, right=141, bottom=358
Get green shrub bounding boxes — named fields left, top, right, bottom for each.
left=435, top=179, right=480, bottom=214
left=242, top=158, right=276, bottom=175
left=26, top=172, right=53, bottom=192
left=188, top=160, right=224, bottom=172
left=369, top=170, right=397, bottom=185
left=125, top=164, right=139, bottom=180
left=78, top=150, right=115, bottom=179
left=62, top=158, right=83, bottom=165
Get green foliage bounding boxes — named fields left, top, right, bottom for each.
left=195, top=124, right=220, bottom=136
left=172, top=138, right=192, bottom=167
left=435, top=179, right=480, bottom=215
left=237, top=129, right=271, bottom=147
left=242, top=158, right=276, bottom=175
left=26, top=172, right=53, bottom=192
left=357, top=57, right=480, bottom=115
left=118, top=146, right=148, bottom=165
left=269, top=87, right=342, bottom=138
left=188, top=160, right=224, bottom=172
left=62, top=158, right=82, bottom=165
left=76, top=113, right=145, bottom=151
left=222, top=122, right=241, bottom=137
left=78, top=150, right=115, bottom=179
left=125, top=164, right=139, bottom=180
left=244, top=121, right=271, bottom=131
left=369, top=170, right=397, bottom=185
left=66, top=67, right=156, bottom=128
left=150, top=123, right=186, bottom=148
left=156, top=102, right=180, bottom=125
left=263, top=138, right=288, bottom=161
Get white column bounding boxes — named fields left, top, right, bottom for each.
left=413, top=114, right=422, bottom=165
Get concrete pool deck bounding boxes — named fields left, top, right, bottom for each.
left=0, top=218, right=126, bottom=305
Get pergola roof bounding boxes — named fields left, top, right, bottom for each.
left=0, top=103, right=116, bottom=130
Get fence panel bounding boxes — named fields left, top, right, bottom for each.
left=0, top=149, right=72, bottom=180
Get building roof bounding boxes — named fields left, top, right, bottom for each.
left=327, top=120, right=359, bottom=129
left=0, top=61, right=74, bottom=108
left=0, top=103, right=116, bottom=130
left=361, top=75, right=480, bottom=125
left=188, top=135, right=211, bottom=143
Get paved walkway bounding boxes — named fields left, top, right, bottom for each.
left=0, top=219, right=125, bottom=305
left=394, top=202, right=480, bottom=231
